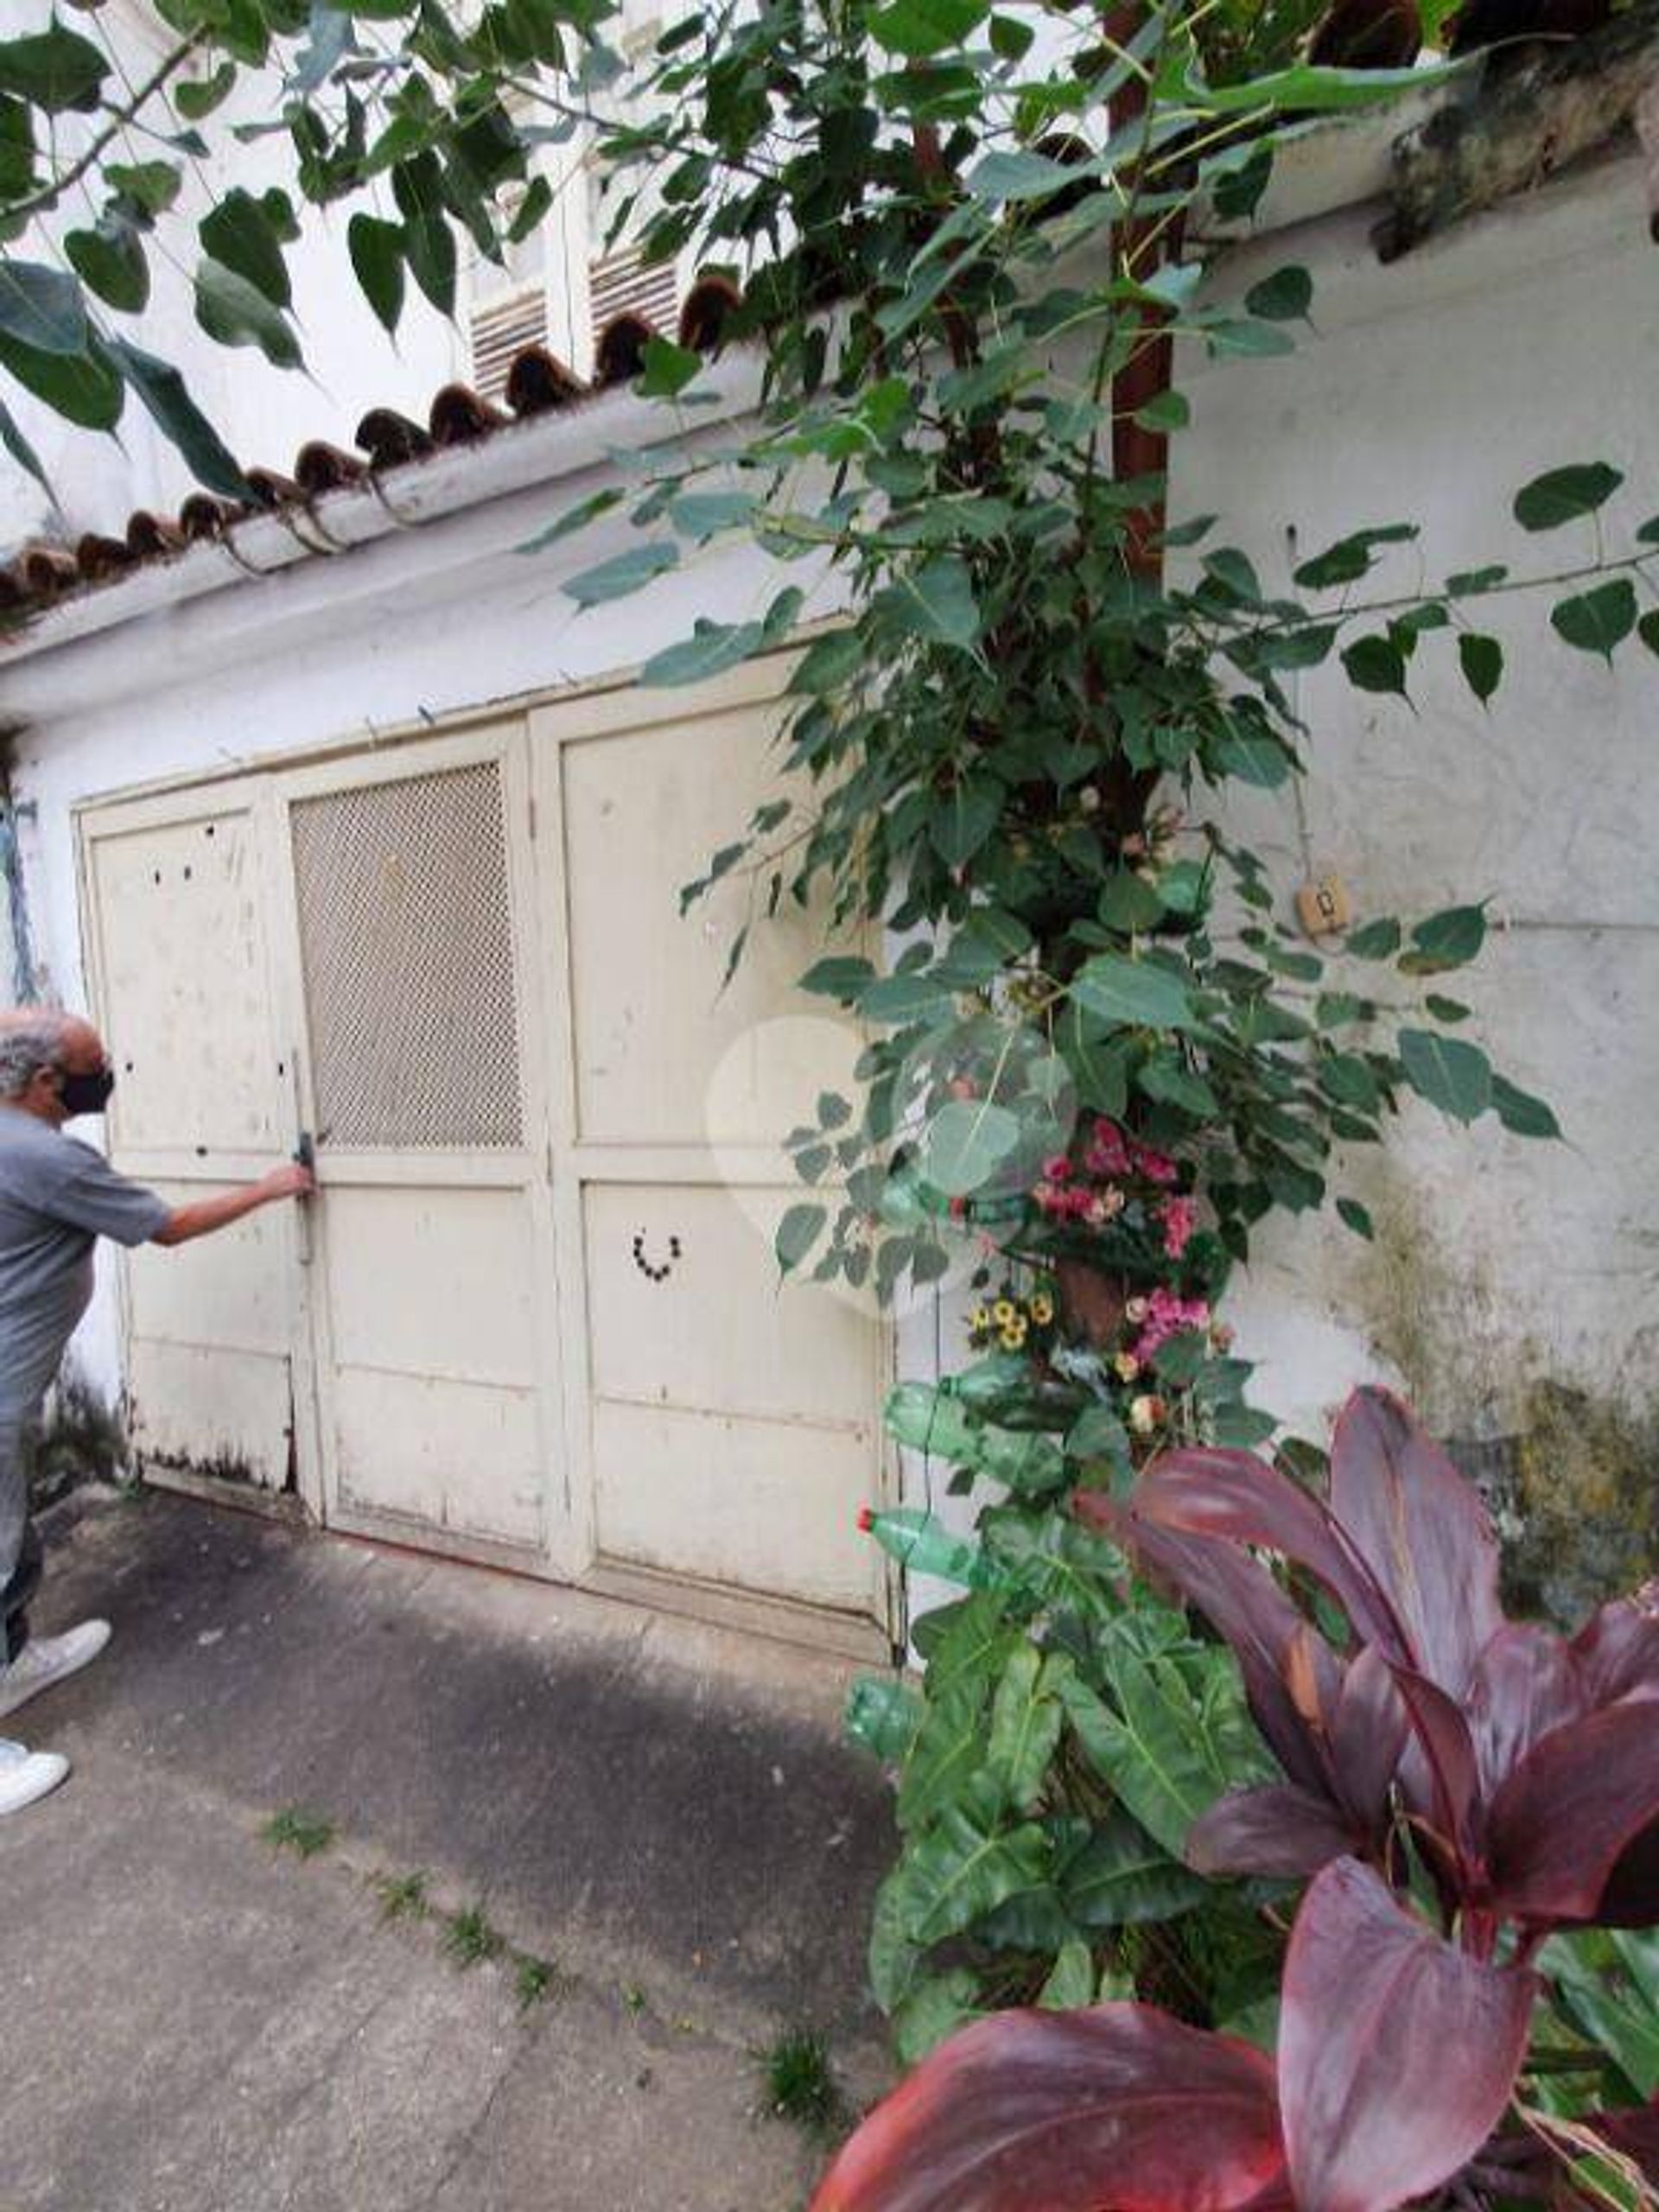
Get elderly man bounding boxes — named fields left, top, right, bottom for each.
left=0, top=1007, right=313, bottom=1816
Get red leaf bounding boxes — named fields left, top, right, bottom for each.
left=1573, top=1599, right=1659, bottom=1707
left=809, top=2005, right=1286, bottom=2212
left=1279, top=1859, right=1535, bottom=2212
left=1596, top=1820, right=1659, bottom=1927
left=1327, top=1645, right=1409, bottom=1835
left=1586, top=2101, right=1659, bottom=2180
left=1465, top=1624, right=1587, bottom=1798
left=1188, top=1785, right=1362, bottom=1878
left=1133, top=1446, right=1402, bottom=1662
left=1488, top=1699, right=1659, bottom=1924
left=1326, top=1389, right=1502, bottom=1695
left=1388, top=1669, right=1484, bottom=1879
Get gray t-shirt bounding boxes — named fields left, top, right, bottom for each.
left=0, top=1105, right=171, bottom=1424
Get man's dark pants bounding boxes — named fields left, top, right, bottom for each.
left=0, top=1418, right=41, bottom=1664
left=2, top=1523, right=41, bottom=1662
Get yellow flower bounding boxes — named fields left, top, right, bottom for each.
left=970, top=1306, right=991, bottom=1333
left=1028, top=1293, right=1054, bottom=1326
left=1114, top=1352, right=1141, bottom=1383
left=992, top=1299, right=1016, bottom=1325
left=1000, top=1321, right=1028, bottom=1351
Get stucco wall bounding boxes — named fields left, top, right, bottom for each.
left=3, top=140, right=1656, bottom=1614
left=1171, top=157, right=1659, bottom=1609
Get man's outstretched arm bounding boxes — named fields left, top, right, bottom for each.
left=150, top=1162, right=315, bottom=1248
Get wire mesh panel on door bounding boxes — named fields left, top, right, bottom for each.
left=289, top=762, right=524, bottom=1149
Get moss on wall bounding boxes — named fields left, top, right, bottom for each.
left=1354, top=1170, right=1657, bottom=1626
left=1487, top=1381, right=1659, bottom=1626
left=28, top=1368, right=129, bottom=1512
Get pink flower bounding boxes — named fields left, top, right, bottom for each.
left=1043, top=1155, right=1072, bottom=1183
left=1135, top=1143, right=1179, bottom=1186
left=1084, top=1121, right=1134, bottom=1179
left=1132, top=1286, right=1212, bottom=1363
left=1160, top=1195, right=1198, bottom=1260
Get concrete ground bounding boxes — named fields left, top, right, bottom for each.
left=0, top=1486, right=899, bottom=2212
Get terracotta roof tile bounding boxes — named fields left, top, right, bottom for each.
left=245, top=467, right=302, bottom=510
left=178, top=493, right=242, bottom=540
left=353, top=404, right=434, bottom=469
left=73, top=531, right=139, bottom=583
left=1, top=288, right=736, bottom=624
left=503, top=345, right=587, bottom=416
left=126, top=510, right=186, bottom=557
left=428, top=382, right=511, bottom=445
left=677, top=273, right=741, bottom=353
left=593, top=311, right=655, bottom=389
left=17, top=543, right=80, bottom=596
left=293, top=442, right=367, bottom=496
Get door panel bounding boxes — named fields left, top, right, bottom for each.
left=539, top=659, right=887, bottom=1630
left=561, top=696, right=852, bottom=1148
left=583, top=1182, right=879, bottom=1609
left=321, top=1186, right=537, bottom=1385
left=279, top=734, right=561, bottom=1564
left=331, top=1369, right=543, bottom=1546
left=592, top=1401, right=874, bottom=1609
left=89, top=805, right=283, bottom=1154
left=585, top=1182, right=874, bottom=1427
left=124, top=1338, right=295, bottom=1489
left=82, top=796, right=300, bottom=1496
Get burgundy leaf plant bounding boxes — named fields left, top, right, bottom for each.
left=810, top=1388, right=1659, bottom=2212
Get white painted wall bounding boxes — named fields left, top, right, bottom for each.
left=3, top=134, right=1656, bottom=1597
left=1177, top=154, right=1659, bottom=1453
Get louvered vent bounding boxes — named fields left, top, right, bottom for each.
left=469, top=289, right=549, bottom=404
left=588, top=247, right=678, bottom=343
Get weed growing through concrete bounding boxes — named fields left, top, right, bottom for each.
left=623, top=1984, right=647, bottom=2015
left=444, top=1904, right=504, bottom=1968
left=263, top=1807, right=334, bottom=1859
left=376, top=1870, right=429, bottom=1922
left=759, top=2028, right=843, bottom=2139
left=514, top=1954, right=556, bottom=2009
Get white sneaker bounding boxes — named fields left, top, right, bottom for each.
left=0, top=1619, right=111, bottom=1719
left=0, top=1737, right=69, bottom=1815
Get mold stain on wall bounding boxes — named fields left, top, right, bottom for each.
left=1356, top=1169, right=1658, bottom=1625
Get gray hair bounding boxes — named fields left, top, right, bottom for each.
left=0, top=1012, right=70, bottom=1100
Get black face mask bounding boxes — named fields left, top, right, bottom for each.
left=59, top=1067, right=116, bottom=1117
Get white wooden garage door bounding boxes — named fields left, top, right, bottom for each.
left=77, top=662, right=888, bottom=1647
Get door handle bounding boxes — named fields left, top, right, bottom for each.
left=293, top=1129, right=315, bottom=1264
left=289, top=1049, right=315, bottom=1266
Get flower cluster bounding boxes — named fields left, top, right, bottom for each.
left=1030, top=1122, right=1198, bottom=1259
left=969, top=1287, right=1055, bottom=1354
left=1127, top=1287, right=1215, bottom=1365
left=1109, top=1296, right=1235, bottom=1444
